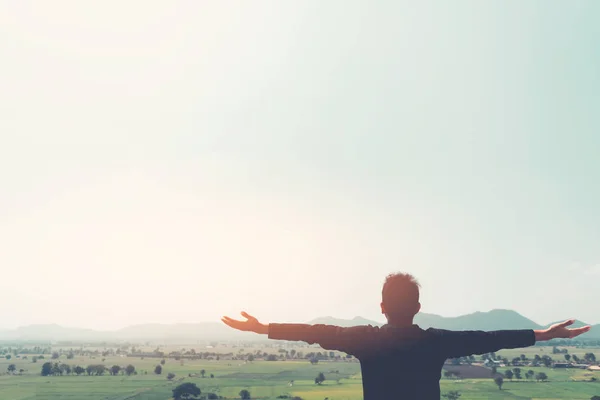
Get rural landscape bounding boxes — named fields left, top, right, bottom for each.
left=1, top=310, right=599, bottom=400
left=3, top=2, right=599, bottom=400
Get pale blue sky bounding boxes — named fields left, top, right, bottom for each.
left=0, top=1, right=599, bottom=330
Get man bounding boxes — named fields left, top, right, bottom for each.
left=222, top=272, right=591, bottom=399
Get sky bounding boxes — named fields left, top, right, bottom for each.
left=0, top=1, right=599, bottom=331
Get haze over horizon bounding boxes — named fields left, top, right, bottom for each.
left=1, top=1, right=599, bottom=331
left=1, top=308, right=597, bottom=333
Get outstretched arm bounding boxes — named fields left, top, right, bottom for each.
left=438, top=319, right=591, bottom=359
left=221, top=312, right=375, bottom=355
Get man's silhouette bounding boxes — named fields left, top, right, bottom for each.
left=222, top=272, right=591, bottom=400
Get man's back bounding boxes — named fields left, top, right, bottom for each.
left=268, top=323, right=536, bottom=400
left=355, top=325, right=446, bottom=399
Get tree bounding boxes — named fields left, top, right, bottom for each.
left=315, top=372, right=326, bottom=385
left=74, top=366, right=85, bottom=375
left=67, top=352, right=74, bottom=360
left=125, top=365, right=136, bottom=376
left=585, top=353, right=596, bottom=363
left=525, top=370, right=535, bottom=380
left=41, top=362, right=53, bottom=376
left=247, top=354, right=254, bottom=362
left=535, top=372, right=548, bottom=382
left=51, top=352, right=59, bottom=360
left=172, top=382, right=201, bottom=400
left=161, top=359, right=166, bottom=365
left=5, top=355, right=11, bottom=360
left=565, top=354, right=571, bottom=362
left=494, top=376, right=503, bottom=390
left=573, top=354, right=580, bottom=363
left=110, top=365, right=121, bottom=376
left=92, top=365, right=106, bottom=375
left=239, top=389, right=251, bottom=399
left=167, top=372, right=176, bottom=380
left=52, top=363, right=62, bottom=376
left=154, top=365, right=162, bottom=375
left=32, top=356, right=38, bottom=363
left=541, top=355, right=553, bottom=368
left=590, top=396, right=600, bottom=400
left=512, top=368, right=522, bottom=380
left=200, top=369, right=206, bottom=378
left=60, top=364, right=71, bottom=375
left=442, top=391, right=461, bottom=400
left=210, top=373, right=214, bottom=378
left=7, top=364, right=16, bottom=374
left=266, top=354, right=277, bottom=361
left=504, top=370, right=513, bottom=381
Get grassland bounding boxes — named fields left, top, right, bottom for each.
left=0, top=346, right=598, bottom=400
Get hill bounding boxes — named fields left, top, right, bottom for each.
left=0, top=322, right=263, bottom=343
left=0, top=310, right=597, bottom=342
left=415, top=309, right=543, bottom=331
left=0, top=324, right=108, bottom=342
left=308, top=310, right=600, bottom=339
left=114, top=322, right=261, bottom=341
left=308, top=310, right=542, bottom=331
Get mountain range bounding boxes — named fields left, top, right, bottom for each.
left=311, top=310, right=598, bottom=336
left=0, top=310, right=597, bottom=342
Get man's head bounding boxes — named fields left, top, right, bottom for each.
left=380, top=272, right=421, bottom=323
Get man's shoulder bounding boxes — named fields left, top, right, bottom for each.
left=424, top=327, right=451, bottom=334
left=337, top=324, right=448, bottom=339
left=308, top=323, right=382, bottom=334
left=420, top=327, right=458, bottom=339
left=344, top=324, right=382, bottom=333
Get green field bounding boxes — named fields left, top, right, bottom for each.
left=0, top=348, right=598, bottom=400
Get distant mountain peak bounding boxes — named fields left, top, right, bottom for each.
left=0, top=310, right=597, bottom=341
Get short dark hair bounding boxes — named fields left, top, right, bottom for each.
left=381, top=272, right=420, bottom=318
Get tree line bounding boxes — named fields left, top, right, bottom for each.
left=40, top=362, right=137, bottom=376
left=450, top=350, right=597, bottom=367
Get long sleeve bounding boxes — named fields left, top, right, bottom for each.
left=432, top=328, right=536, bottom=359
left=268, top=323, right=378, bottom=355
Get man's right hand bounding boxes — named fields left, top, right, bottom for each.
left=221, top=311, right=269, bottom=335
left=534, top=319, right=591, bottom=341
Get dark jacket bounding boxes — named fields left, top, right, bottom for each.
left=268, top=323, right=536, bottom=400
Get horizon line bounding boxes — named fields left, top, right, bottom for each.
left=0, top=309, right=596, bottom=332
